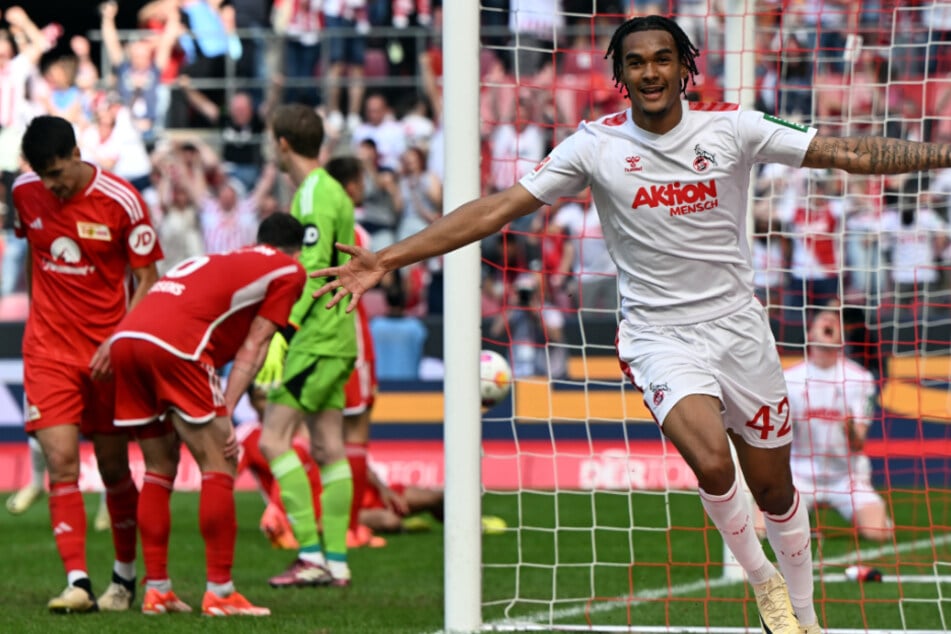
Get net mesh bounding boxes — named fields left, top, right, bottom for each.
left=476, top=1, right=951, bottom=631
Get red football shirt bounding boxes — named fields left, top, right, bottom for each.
left=12, top=166, right=163, bottom=365
left=112, top=246, right=306, bottom=368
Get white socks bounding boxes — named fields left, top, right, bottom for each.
left=764, top=491, right=817, bottom=627
left=699, top=479, right=776, bottom=585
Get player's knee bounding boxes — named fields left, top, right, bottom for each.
left=692, top=453, right=736, bottom=494
left=751, top=483, right=795, bottom=516
left=857, top=524, right=893, bottom=542
left=258, top=428, right=287, bottom=461
left=97, top=459, right=132, bottom=486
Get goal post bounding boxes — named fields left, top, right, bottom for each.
left=442, top=0, right=484, bottom=632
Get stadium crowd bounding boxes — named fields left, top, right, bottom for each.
left=2, top=0, right=950, bottom=625
left=0, top=0, right=949, bottom=379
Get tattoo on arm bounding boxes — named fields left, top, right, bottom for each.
left=802, top=136, right=951, bottom=174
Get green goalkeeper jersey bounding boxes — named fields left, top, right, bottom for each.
left=288, top=167, right=356, bottom=358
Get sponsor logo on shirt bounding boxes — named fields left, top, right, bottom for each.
left=50, top=237, right=82, bottom=263
left=692, top=145, right=717, bottom=172
left=624, top=156, right=643, bottom=173
left=631, top=180, right=720, bottom=217
left=128, top=225, right=157, bottom=255
left=77, top=222, right=112, bottom=241
left=531, top=155, right=552, bottom=176
left=763, top=113, right=810, bottom=133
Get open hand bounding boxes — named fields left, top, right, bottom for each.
left=310, top=242, right=386, bottom=313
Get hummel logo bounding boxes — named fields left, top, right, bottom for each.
left=113, top=519, right=136, bottom=530
left=53, top=521, right=73, bottom=536
left=625, top=156, right=643, bottom=173
left=30, top=218, right=43, bottom=230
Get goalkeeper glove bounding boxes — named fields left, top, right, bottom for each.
left=254, top=332, right=288, bottom=391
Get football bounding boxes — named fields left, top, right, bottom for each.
left=480, top=350, right=513, bottom=407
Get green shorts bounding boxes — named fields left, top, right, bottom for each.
left=268, top=349, right=355, bottom=414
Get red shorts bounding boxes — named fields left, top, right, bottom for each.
left=23, top=355, right=119, bottom=436
left=111, top=337, right=226, bottom=427
left=362, top=482, right=406, bottom=510
left=344, top=306, right=377, bottom=415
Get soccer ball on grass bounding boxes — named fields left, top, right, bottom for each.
left=480, top=350, right=512, bottom=408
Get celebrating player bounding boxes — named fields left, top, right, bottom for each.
left=12, top=115, right=162, bottom=613
left=754, top=304, right=893, bottom=543
left=107, top=213, right=307, bottom=617
left=258, top=104, right=357, bottom=587
left=311, top=15, right=951, bottom=634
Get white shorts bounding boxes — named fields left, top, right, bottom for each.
left=792, top=460, right=884, bottom=522
left=617, top=297, right=791, bottom=449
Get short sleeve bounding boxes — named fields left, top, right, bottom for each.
left=257, top=263, right=307, bottom=327
left=519, top=127, right=596, bottom=205
left=736, top=111, right=818, bottom=168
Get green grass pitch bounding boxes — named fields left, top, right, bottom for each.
left=1, top=489, right=949, bottom=632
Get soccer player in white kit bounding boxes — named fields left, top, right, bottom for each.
left=780, top=305, right=893, bottom=542
left=310, top=15, right=951, bottom=634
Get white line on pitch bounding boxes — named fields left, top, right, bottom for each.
left=481, top=532, right=951, bottom=631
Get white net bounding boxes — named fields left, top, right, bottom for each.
left=472, top=1, right=951, bottom=632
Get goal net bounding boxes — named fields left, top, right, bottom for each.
left=464, top=1, right=951, bottom=632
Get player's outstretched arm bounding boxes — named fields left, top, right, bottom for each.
left=311, top=184, right=543, bottom=312
left=802, top=136, right=951, bottom=175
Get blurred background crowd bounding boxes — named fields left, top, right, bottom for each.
left=0, top=0, right=949, bottom=380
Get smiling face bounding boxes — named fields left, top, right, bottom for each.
left=620, top=29, right=688, bottom=134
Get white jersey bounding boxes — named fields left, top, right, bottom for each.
left=519, top=103, right=816, bottom=325
left=785, top=357, right=878, bottom=490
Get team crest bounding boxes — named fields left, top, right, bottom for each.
left=649, top=382, right=670, bottom=408
left=693, top=145, right=717, bottom=172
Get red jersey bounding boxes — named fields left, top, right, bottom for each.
left=112, top=246, right=306, bottom=368
left=12, top=167, right=163, bottom=365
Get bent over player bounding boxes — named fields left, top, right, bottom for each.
left=13, top=115, right=162, bottom=613
left=108, top=213, right=307, bottom=616
left=312, top=15, right=951, bottom=634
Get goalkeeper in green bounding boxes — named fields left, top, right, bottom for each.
left=257, top=104, right=357, bottom=587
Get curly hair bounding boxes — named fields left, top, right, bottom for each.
left=605, top=15, right=700, bottom=99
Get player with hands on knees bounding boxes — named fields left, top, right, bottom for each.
left=106, top=213, right=308, bottom=617
left=312, top=14, right=951, bottom=634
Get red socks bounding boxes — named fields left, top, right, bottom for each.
left=138, top=471, right=174, bottom=581
left=49, top=481, right=87, bottom=575
left=199, top=472, right=236, bottom=584
left=105, top=474, right=139, bottom=564
left=346, top=442, right=369, bottom=531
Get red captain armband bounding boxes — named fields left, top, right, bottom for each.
left=688, top=102, right=739, bottom=111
